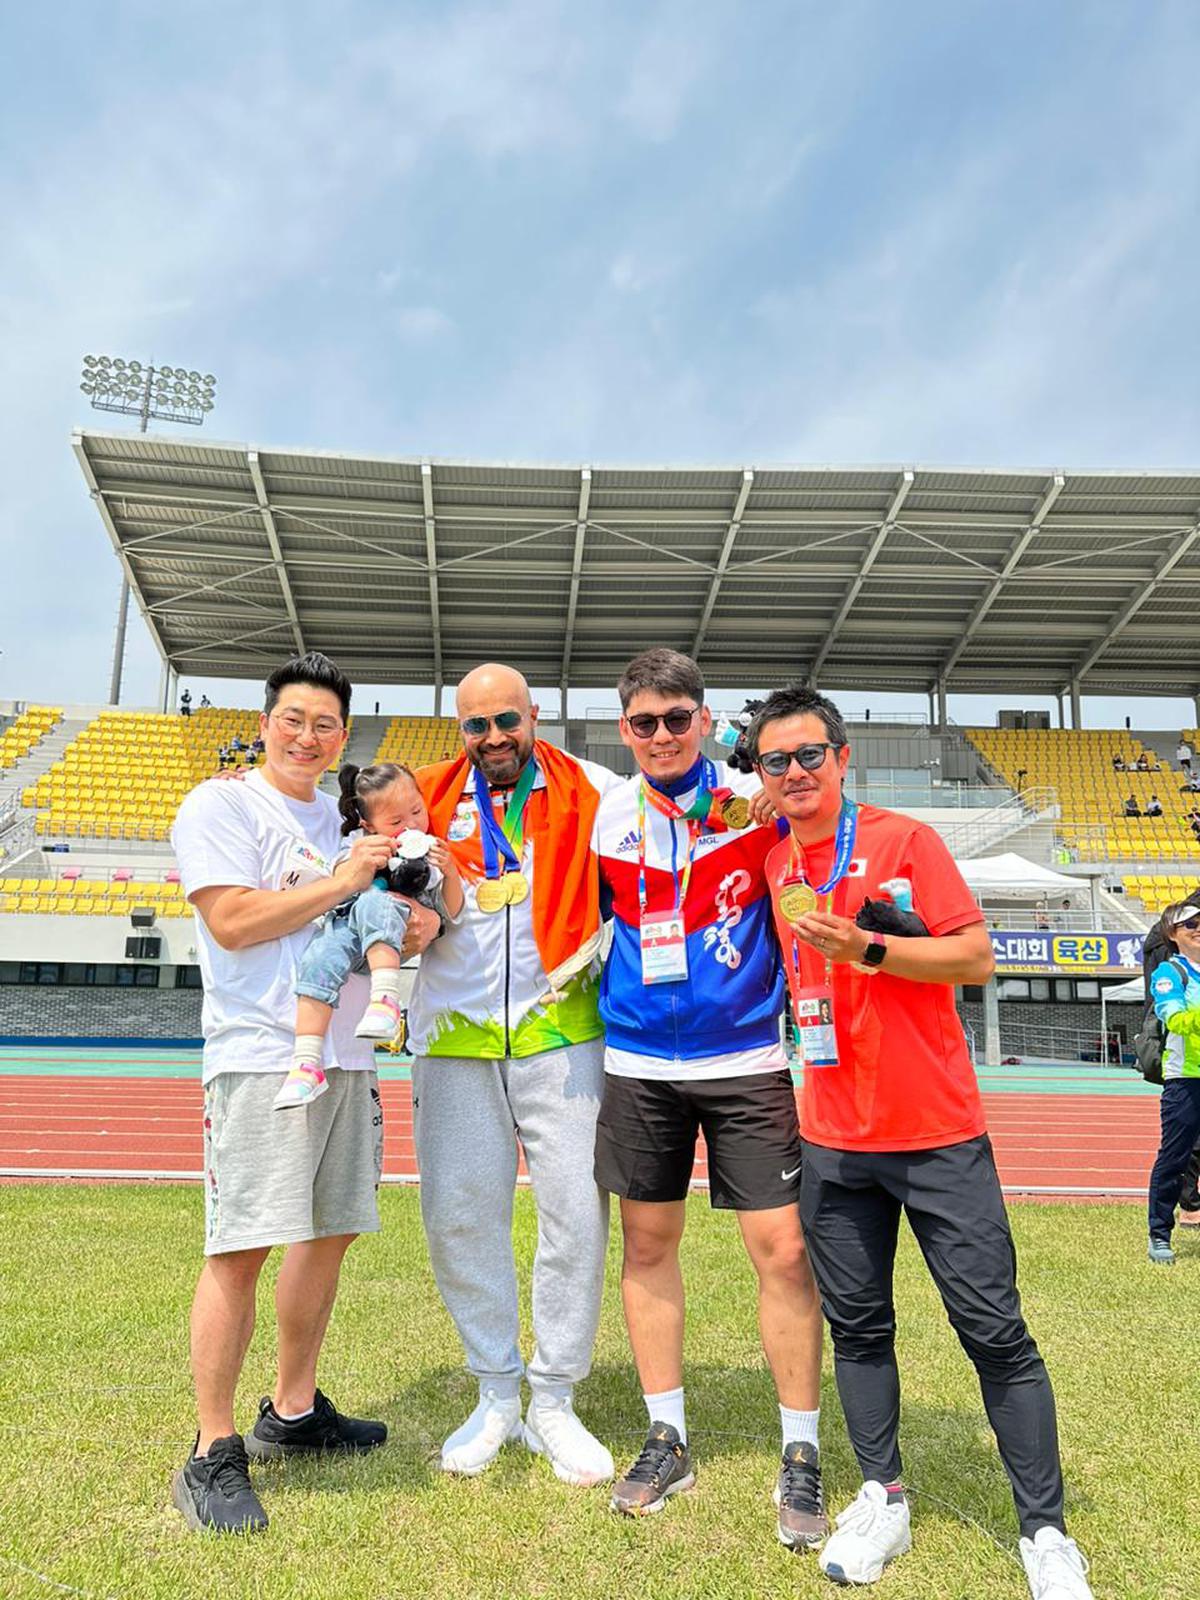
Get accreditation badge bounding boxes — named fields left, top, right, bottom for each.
left=640, top=911, right=689, bottom=985
left=790, top=986, right=839, bottom=1068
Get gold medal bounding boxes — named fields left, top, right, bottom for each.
left=720, top=795, right=750, bottom=830
left=504, top=870, right=529, bottom=905
left=475, top=878, right=509, bottom=914
left=778, top=881, right=817, bottom=923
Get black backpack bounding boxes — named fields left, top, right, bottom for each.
left=1132, top=957, right=1188, bottom=1085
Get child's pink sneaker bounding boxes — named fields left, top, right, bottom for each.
left=355, top=994, right=403, bottom=1040
left=274, top=1062, right=328, bottom=1111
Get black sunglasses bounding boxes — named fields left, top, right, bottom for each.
left=626, top=707, right=699, bottom=739
left=460, top=710, right=524, bottom=737
left=756, top=742, right=843, bottom=777
left=1175, top=917, right=1200, bottom=933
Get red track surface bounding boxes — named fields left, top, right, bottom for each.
left=0, top=1076, right=1162, bottom=1195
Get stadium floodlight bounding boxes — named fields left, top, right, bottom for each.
left=78, top=352, right=218, bottom=432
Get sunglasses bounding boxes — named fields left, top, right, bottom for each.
left=460, top=710, right=524, bottom=737
left=756, top=742, right=843, bottom=777
left=1175, top=917, right=1200, bottom=932
left=625, top=707, right=699, bottom=739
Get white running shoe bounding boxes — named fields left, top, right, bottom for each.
left=1020, top=1527, right=1094, bottom=1600
left=440, top=1390, right=523, bottom=1476
left=819, top=1481, right=912, bottom=1585
left=524, top=1395, right=614, bottom=1487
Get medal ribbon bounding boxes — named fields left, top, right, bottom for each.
left=473, top=759, right=538, bottom=880
left=637, top=781, right=702, bottom=915
left=784, top=800, right=859, bottom=990
left=640, top=757, right=735, bottom=833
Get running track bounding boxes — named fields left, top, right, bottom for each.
left=0, top=1047, right=1162, bottom=1196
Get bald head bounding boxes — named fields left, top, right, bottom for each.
left=456, top=663, right=533, bottom=720
left=456, top=662, right=539, bottom=787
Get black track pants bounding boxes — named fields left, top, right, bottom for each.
left=799, top=1134, right=1065, bottom=1537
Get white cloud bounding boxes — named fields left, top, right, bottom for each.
left=393, top=305, right=455, bottom=341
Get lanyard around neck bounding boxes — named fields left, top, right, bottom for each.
left=473, top=759, right=537, bottom=879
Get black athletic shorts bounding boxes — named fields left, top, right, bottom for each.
left=594, top=1069, right=803, bottom=1211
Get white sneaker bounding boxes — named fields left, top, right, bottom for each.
left=524, top=1395, right=614, bottom=1487
left=440, top=1389, right=523, bottom=1476
left=819, top=1481, right=912, bottom=1585
left=1020, top=1526, right=1094, bottom=1599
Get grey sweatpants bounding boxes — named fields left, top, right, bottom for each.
left=412, top=1039, right=609, bottom=1400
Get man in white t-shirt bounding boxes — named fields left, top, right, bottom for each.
left=169, top=652, right=438, bottom=1534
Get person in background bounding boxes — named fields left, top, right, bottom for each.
left=180, top=688, right=192, bottom=717
left=200, top=694, right=212, bottom=708
left=1176, top=736, right=1193, bottom=776
left=1123, top=795, right=1141, bottom=818
left=1141, top=892, right=1200, bottom=1241
left=1145, top=901, right=1200, bottom=1264
left=1146, top=795, right=1163, bottom=817
left=1111, top=753, right=1126, bottom=772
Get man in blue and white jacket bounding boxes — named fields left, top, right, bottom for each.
left=593, top=648, right=827, bottom=1551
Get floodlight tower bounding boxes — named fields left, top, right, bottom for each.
left=79, top=355, right=218, bottom=705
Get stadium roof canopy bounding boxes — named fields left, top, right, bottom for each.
left=74, top=429, right=1200, bottom=700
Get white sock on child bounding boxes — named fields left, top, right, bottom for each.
left=291, top=1034, right=324, bottom=1069
left=368, top=970, right=403, bottom=1005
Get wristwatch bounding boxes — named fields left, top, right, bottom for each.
left=859, top=931, right=888, bottom=969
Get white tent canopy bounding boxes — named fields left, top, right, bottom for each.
left=954, top=853, right=1084, bottom=900
left=1105, top=975, right=1145, bottom=1004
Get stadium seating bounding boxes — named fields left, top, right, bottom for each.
left=965, top=727, right=1200, bottom=862
left=373, top=715, right=460, bottom=767
left=22, top=708, right=272, bottom=841
left=0, top=874, right=189, bottom=916
left=0, top=705, right=61, bottom=771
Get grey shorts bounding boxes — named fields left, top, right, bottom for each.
left=202, top=1069, right=384, bottom=1255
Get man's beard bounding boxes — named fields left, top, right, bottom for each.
left=467, top=736, right=533, bottom=787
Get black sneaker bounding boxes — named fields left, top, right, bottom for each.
left=774, top=1439, right=828, bottom=1549
left=610, top=1422, right=695, bottom=1515
left=171, top=1434, right=268, bottom=1534
left=246, top=1389, right=388, bottom=1459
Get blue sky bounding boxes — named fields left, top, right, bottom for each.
left=2, top=0, right=1198, bottom=724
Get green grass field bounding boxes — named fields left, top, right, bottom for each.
left=0, top=1188, right=1192, bottom=1600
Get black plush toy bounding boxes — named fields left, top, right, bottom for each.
left=855, top=878, right=929, bottom=938
left=376, top=830, right=433, bottom=898
left=720, top=698, right=765, bottom=775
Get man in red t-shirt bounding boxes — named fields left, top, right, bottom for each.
left=748, top=685, right=1093, bottom=1600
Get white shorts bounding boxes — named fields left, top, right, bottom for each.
left=202, top=1069, right=383, bottom=1255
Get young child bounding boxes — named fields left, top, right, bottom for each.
left=276, top=761, right=463, bottom=1110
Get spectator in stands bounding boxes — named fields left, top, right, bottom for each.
left=180, top=688, right=192, bottom=717
left=217, top=743, right=232, bottom=770
left=1181, top=774, right=1200, bottom=794
left=1111, top=752, right=1126, bottom=771
left=1123, top=794, right=1141, bottom=817
left=407, top=663, right=620, bottom=1488
left=1187, top=810, right=1200, bottom=841
left=1145, top=901, right=1200, bottom=1265
left=1134, top=753, right=1150, bottom=772
left=200, top=694, right=212, bottom=708
left=1146, top=795, right=1164, bottom=817
left=752, top=685, right=1093, bottom=1599
left=168, top=651, right=439, bottom=1534
left=245, top=746, right=258, bottom=767
left=1177, top=736, right=1193, bottom=776
left=230, top=735, right=246, bottom=755
left=251, top=735, right=265, bottom=757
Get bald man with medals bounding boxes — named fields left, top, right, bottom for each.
left=407, top=664, right=623, bottom=1489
